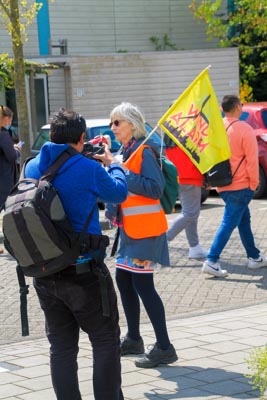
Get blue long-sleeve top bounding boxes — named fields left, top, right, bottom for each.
left=25, top=142, right=128, bottom=234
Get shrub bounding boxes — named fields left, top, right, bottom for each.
left=246, top=345, right=267, bottom=398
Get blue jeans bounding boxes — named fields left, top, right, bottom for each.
left=207, top=188, right=260, bottom=262
left=34, top=265, right=124, bottom=400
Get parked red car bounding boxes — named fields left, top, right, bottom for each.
left=241, top=102, right=267, bottom=198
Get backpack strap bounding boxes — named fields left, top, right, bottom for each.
left=20, top=147, right=80, bottom=182
left=226, top=120, right=239, bottom=132
left=232, top=156, right=245, bottom=177
left=225, top=120, right=245, bottom=177
left=16, top=264, right=29, bottom=336
left=41, top=147, right=80, bottom=181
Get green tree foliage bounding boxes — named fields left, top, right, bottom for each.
left=0, top=0, right=43, bottom=161
left=0, top=53, right=14, bottom=89
left=189, top=0, right=267, bottom=101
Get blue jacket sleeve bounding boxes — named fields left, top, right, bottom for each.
left=95, top=163, right=128, bottom=204
left=126, top=147, right=164, bottom=199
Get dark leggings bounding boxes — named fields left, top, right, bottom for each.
left=115, top=268, right=170, bottom=350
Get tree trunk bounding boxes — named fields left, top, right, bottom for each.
left=10, top=0, right=31, bottom=164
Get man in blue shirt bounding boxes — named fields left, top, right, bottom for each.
left=25, top=108, right=127, bottom=400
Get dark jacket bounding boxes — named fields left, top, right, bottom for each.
left=0, top=127, right=19, bottom=210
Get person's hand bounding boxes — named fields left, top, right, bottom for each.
left=93, top=143, right=119, bottom=167
left=14, top=143, right=22, bottom=152
left=14, top=141, right=24, bottom=152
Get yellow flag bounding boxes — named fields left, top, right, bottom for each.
left=158, top=67, right=231, bottom=174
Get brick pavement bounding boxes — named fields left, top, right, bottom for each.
left=1, top=194, right=267, bottom=345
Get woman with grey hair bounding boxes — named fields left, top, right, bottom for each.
left=107, top=102, right=178, bottom=368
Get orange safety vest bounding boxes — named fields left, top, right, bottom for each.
left=121, top=144, right=168, bottom=239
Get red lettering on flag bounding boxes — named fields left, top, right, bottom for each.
left=169, top=112, right=188, bottom=131
left=187, top=103, right=200, bottom=118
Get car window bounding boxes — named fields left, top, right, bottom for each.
left=88, top=126, right=121, bottom=152
left=262, top=111, right=267, bottom=128
left=32, top=129, right=50, bottom=150
left=240, top=111, right=250, bottom=121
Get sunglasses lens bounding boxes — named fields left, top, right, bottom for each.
left=110, top=120, right=120, bottom=128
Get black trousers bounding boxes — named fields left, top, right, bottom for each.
left=34, top=264, right=124, bottom=400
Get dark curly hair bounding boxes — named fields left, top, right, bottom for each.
left=50, top=108, right=86, bottom=144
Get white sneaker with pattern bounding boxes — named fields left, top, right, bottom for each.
left=202, top=260, right=228, bottom=278
left=248, top=256, right=267, bottom=270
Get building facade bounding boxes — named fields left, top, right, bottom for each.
left=0, top=0, right=238, bottom=141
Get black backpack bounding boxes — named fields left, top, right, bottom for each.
left=205, top=159, right=233, bottom=187
left=204, top=121, right=244, bottom=187
left=3, top=148, right=91, bottom=277
left=3, top=148, right=109, bottom=335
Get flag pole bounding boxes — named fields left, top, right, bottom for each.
left=121, top=124, right=160, bottom=165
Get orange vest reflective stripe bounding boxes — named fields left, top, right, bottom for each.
left=121, top=144, right=167, bottom=239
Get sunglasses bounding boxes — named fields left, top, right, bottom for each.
left=109, top=119, right=123, bottom=128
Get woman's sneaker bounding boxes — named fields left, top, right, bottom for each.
left=135, top=343, right=178, bottom=368
left=202, top=260, right=228, bottom=277
left=189, top=244, right=208, bottom=259
left=120, top=335, right=144, bottom=356
left=248, top=256, right=267, bottom=270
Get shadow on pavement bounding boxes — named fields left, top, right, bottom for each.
left=143, top=365, right=258, bottom=399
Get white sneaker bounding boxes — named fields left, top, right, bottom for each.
left=202, top=260, right=228, bottom=277
left=248, top=256, right=267, bottom=270
left=189, top=244, right=208, bottom=259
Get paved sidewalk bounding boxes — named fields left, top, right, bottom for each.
left=1, top=303, right=266, bottom=399
left=1, top=194, right=267, bottom=398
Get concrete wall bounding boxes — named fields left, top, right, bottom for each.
left=0, top=0, right=218, bottom=57
left=48, top=0, right=218, bottom=54
left=45, top=48, right=239, bottom=127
